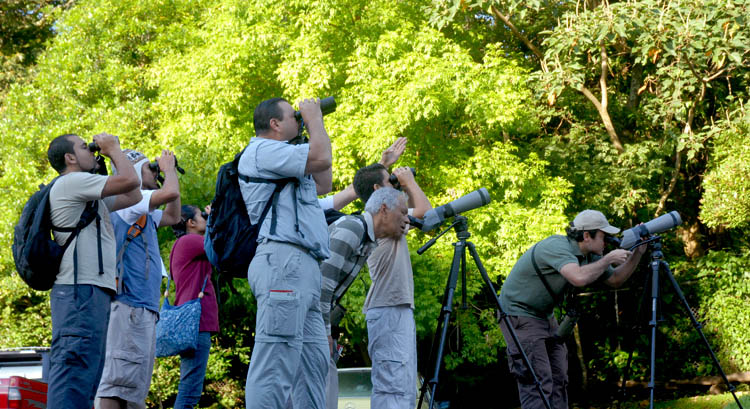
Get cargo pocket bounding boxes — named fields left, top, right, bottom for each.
left=372, top=350, right=408, bottom=395
left=266, top=291, right=300, bottom=337
left=508, top=350, right=535, bottom=385
left=109, top=351, right=144, bottom=388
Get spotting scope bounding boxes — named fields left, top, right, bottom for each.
left=619, top=210, right=682, bottom=249
left=417, top=188, right=491, bottom=231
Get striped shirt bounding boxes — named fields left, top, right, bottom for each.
left=320, top=212, right=376, bottom=335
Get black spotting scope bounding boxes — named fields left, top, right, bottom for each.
left=417, top=188, right=491, bottom=231
left=619, top=210, right=682, bottom=249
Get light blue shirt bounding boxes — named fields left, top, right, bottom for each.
left=238, top=137, right=330, bottom=260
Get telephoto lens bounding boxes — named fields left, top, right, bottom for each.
left=389, top=167, right=416, bottom=190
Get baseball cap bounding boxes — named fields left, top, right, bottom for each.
left=572, top=210, right=620, bottom=235
left=112, top=149, right=149, bottom=185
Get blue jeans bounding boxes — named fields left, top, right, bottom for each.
left=48, top=284, right=112, bottom=409
left=174, top=331, right=212, bottom=409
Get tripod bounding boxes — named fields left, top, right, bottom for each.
left=618, top=236, right=744, bottom=409
left=416, top=215, right=552, bottom=409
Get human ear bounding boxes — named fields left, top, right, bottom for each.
left=64, top=152, right=77, bottom=166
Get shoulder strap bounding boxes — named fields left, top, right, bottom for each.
left=331, top=216, right=371, bottom=306
left=238, top=175, right=297, bottom=235
left=116, top=214, right=150, bottom=294
left=530, top=244, right=564, bottom=307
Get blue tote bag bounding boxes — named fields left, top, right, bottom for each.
left=155, top=275, right=208, bottom=357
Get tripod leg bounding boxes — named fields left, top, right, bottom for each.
left=618, top=267, right=653, bottom=408
left=467, top=243, right=553, bottom=409
left=660, top=261, right=745, bottom=409
left=648, top=260, right=660, bottom=409
left=417, top=241, right=464, bottom=409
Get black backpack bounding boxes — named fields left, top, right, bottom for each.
left=12, top=178, right=101, bottom=291
left=204, top=150, right=295, bottom=278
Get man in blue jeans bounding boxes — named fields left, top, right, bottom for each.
left=46, top=133, right=141, bottom=409
left=240, top=97, right=333, bottom=409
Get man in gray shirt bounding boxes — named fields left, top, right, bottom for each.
left=499, top=210, right=645, bottom=409
left=353, top=163, right=432, bottom=409
left=240, top=97, right=332, bottom=409
left=46, top=133, right=141, bottom=409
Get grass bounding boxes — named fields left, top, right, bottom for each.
left=603, top=392, right=750, bottom=409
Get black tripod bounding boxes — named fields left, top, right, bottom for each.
left=618, top=236, right=744, bottom=409
left=416, top=215, right=552, bottom=409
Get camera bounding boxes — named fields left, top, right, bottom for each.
left=389, top=167, right=416, bottom=190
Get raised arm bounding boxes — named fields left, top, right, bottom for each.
left=300, top=98, right=333, bottom=194
left=96, top=133, right=142, bottom=211
left=150, top=150, right=181, bottom=226
left=394, top=166, right=431, bottom=219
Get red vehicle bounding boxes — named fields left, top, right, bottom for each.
left=0, top=376, right=47, bottom=409
left=0, top=349, right=48, bottom=409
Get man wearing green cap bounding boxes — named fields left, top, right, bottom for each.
left=499, top=210, right=646, bottom=409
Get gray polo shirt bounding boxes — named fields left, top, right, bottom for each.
left=500, top=235, right=613, bottom=319
left=238, top=137, right=330, bottom=260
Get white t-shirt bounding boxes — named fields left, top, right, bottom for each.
left=49, top=172, right=117, bottom=290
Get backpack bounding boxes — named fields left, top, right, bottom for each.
left=12, top=178, right=101, bottom=291
left=204, top=150, right=295, bottom=278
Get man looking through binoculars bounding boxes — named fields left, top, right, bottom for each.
left=499, top=210, right=646, bottom=409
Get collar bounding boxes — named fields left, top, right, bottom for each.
left=362, top=211, right=376, bottom=243
left=565, top=235, right=584, bottom=258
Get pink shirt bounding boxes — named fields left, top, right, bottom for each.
left=169, top=234, right=219, bottom=332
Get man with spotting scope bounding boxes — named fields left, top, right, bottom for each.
left=499, top=209, right=646, bottom=409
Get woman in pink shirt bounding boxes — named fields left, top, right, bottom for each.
left=169, top=205, right=219, bottom=408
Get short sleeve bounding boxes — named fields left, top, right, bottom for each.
left=318, top=196, right=334, bottom=210
left=115, top=190, right=153, bottom=224
left=536, top=239, right=579, bottom=274
left=57, top=172, right=108, bottom=202
left=254, top=140, right=309, bottom=179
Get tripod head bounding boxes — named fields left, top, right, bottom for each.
left=417, top=215, right=470, bottom=255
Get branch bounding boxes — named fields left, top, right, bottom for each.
left=489, top=5, right=548, bottom=73
left=578, top=44, right=624, bottom=154
left=654, top=148, right=681, bottom=216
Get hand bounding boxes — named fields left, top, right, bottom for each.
left=297, top=98, right=322, bottom=124
left=379, top=137, right=407, bottom=168
left=156, top=150, right=176, bottom=173
left=393, top=166, right=415, bottom=188
left=204, top=204, right=211, bottom=215
left=605, top=249, right=632, bottom=266
left=92, top=133, right=120, bottom=157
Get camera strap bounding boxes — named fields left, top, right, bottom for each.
left=530, top=244, right=566, bottom=308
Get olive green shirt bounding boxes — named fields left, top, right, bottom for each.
left=499, top=235, right=613, bottom=319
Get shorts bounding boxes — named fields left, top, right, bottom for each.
left=96, top=301, right=158, bottom=408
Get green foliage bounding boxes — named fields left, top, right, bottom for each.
left=690, top=249, right=750, bottom=372
left=2, top=0, right=749, bottom=405
left=701, top=108, right=750, bottom=229
left=0, top=274, right=51, bottom=347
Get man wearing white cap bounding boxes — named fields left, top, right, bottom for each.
left=97, top=149, right=182, bottom=409
left=499, top=209, right=645, bottom=409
